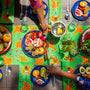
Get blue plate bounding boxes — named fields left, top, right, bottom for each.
left=28, top=1, right=48, bottom=20
left=74, top=65, right=87, bottom=74
left=72, top=0, right=90, bottom=21
left=22, top=30, right=48, bottom=58
left=0, top=69, right=3, bottom=82
left=0, top=1, right=2, bottom=14
left=31, top=65, right=50, bottom=86
left=74, top=66, right=90, bottom=88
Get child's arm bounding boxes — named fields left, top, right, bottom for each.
left=47, top=66, right=77, bottom=81
left=35, top=6, right=48, bottom=34
left=29, top=0, right=48, bottom=34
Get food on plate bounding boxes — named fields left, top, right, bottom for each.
left=32, top=66, right=50, bottom=86
left=35, top=48, right=40, bottom=55
left=75, top=1, right=89, bottom=18
left=0, top=73, right=2, bottom=79
left=0, top=33, right=3, bottom=39
left=0, top=25, right=7, bottom=32
left=86, top=67, right=90, bottom=74
left=40, top=67, right=48, bottom=80
left=33, top=31, right=38, bottom=36
left=0, top=26, right=11, bottom=53
left=79, top=1, right=87, bottom=8
left=83, top=13, right=88, bottom=17
left=26, top=33, right=32, bottom=38
left=79, top=6, right=85, bottom=11
left=33, top=70, right=40, bottom=78
left=24, top=31, right=48, bottom=56
left=57, top=27, right=63, bottom=35
left=43, top=10, right=46, bottom=15
left=85, top=6, right=90, bottom=11
left=43, top=5, right=46, bottom=9
left=0, top=39, right=2, bottom=43
left=31, top=34, right=37, bottom=39
left=40, top=67, right=46, bottom=77
left=37, top=32, right=43, bottom=38
left=32, top=51, right=37, bottom=56
left=83, top=6, right=90, bottom=17
left=25, top=44, right=35, bottom=51
left=33, top=38, right=43, bottom=47
left=84, top=9, right=88, bottom=14
left=79, top=66, right=85, bottom=74
left=36, top=75, right=42, bottom=79
left=75, top=9, right=83, bottom=17
left=3, top=42, right=8, bottom=48
left=3, top=34, right=11, bottom=42
left=36, top=79, right=44, bottom=85
left=25, top=38, right=33, bottom=46
left=0, top=43, right=4, bottom=52
left=84, top=33, right=90, bottom=40
left=41, top=36, right=47, bottom=41
left=38, top=47, right=45, bottom=55
left=82, top=39, right=90, bottom=53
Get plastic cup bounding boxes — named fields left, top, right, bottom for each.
left=68, top=19, right=79, bottom=32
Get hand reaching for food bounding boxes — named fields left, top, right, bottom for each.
left=47, top=66, right=61, bottom=75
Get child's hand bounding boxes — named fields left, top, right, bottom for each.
left=47, top=66, right=61, bottom=75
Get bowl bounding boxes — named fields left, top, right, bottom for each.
left=51, top=21, right=66, bottom=37
left=81, top=28, right=90, bottom=55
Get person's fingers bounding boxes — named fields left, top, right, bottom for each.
left=47, top=65, right=53, bottom=69
left=46, top=70, right=50, bottom=73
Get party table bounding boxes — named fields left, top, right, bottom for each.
left=0, top=0, right=90, bottom=90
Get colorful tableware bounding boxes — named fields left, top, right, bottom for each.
left=0, top=69, right=3, bottom=82
left=28, top=1, right=48, bottom=20
left=22, top=30, right=48, bottom=57
left=31, top=65, right=50, bottom=86
left=72, top=0, right=90, bottom=20
left=0, top=25, right=12, bottom=54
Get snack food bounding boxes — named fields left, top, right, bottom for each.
left=0, top=43, right=4, bottom=52
left=86, top=67, right=90, bottom=74
left=43, top=5, right=46, bottom=9
left=25, top=38, right=33, bottom=46
left=33, top=38, right=43, bottom=47
left=75, top=1, right=89, bottom=18
left=38, top=47, right=45, bottom=55
left=75, top=9, right=83, bottom=17
left=40, top=67, right=48, bottom=80
left=33, top=70, right=40, bottom=78
left=0, top=25, right=11, bottom=53
left=3, top=34, right=11, bottom=42
left=79, top=66, right=85, bottom=74
left=24, top=31, right=48, bottom=57
left=80, top=1, right=87, bottom=8
left=0, top=73, right=2, bottom=79
left=57, top=27, right=63, bottom=35
left=36, top=79, right=44, bottom=85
